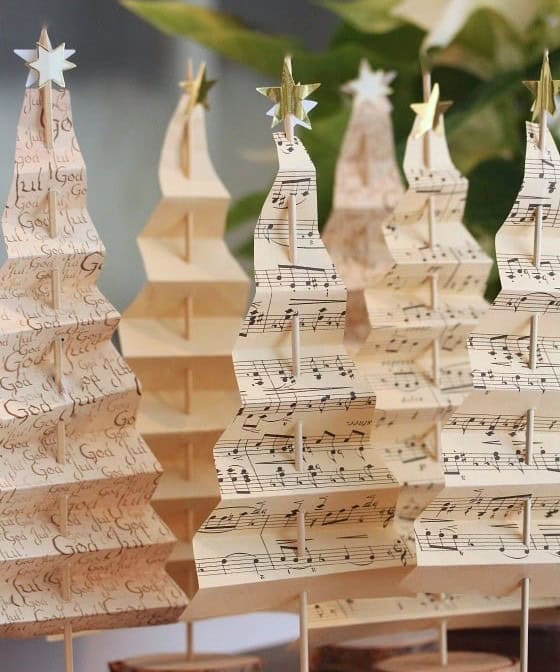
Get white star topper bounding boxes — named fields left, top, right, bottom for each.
left=15, top=29, right=75, bottom=88
left=342, top=60, right=396, bottom=106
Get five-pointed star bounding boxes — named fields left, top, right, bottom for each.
left=180, top=62, right=216, bottom=115
left=523, top=50, right=560, bottom=122
left=256, top=57, right=321, bottom=130
left=25, top=42, right=76, bottom=88
left=15, top=43, right=75, bottom=88
left=410, top=83, right=453, bottom=138
left=342, top=59, right=396, bottom=106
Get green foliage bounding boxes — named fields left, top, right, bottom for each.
left=123, top=0, right=560, bottom=287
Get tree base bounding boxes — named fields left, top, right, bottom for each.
left=375, top=651, right=518, bottom=671
left=108, top=653, right=262, bottom=672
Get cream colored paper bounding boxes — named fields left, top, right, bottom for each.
left=311, top=79, right=497, bottom=643
left=119, top=82, right=249, bottom=600
left=308, top=593, right=560, bottom=646
left=0, top=53, right=185, bottom=638
left=187, top=127, right=412, bottom=621
left=406, top=120, right=560, bottom=597
left=323, top=62, right=403, bottom=346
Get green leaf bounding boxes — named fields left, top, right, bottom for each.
left=316, top=0, right=403, bottom=34
left=121, top=1, right=300, bottom=75
left=465, top=157, right=523, bottom=301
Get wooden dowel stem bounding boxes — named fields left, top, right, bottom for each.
left=526, top=408, right=535, bottom=465
left=534, top=205, right=543, bottom=269
left=422, top=70, right=432, bottom=169
left=48, top=189, right=58, bottom=237
left=294, top=420, right=304, bottom=472
left=185, top=212, right=193, bottom=263
left=297, top=511, right=306, bottom=558
left=184, top=368, right=192, bottom=415
left=521, top=577, right=530, bottom=672
left=439, top=618, right=448, bottom=667
left=523, top=497, right=532, bottom=547
left=186, top=621, right=194, bottom=661
left=299, top=590, right=309, bottom=672
left=529, top=314, right=539, bottom=369
left=43, top=82, right=54, bottom=150
left=184, top=295, right=193, bottom=340
left=64, top=622, right=74, bottom=672
left=292, top=315, right=301, bottom=377
left=54, top=337, right=63, bottom=393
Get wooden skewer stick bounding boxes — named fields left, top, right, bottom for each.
left=283, top=56, right=308, bottom=672
left=186, top=509, right=196, bottom=660
left=184, top=294, right=193, bottom=340
left=421, top=70, right=443, bottom=464
left=185, top=212, right=194, bottom=263
left=439, top=618, right=448, bottom=667
left=294, top=420, right=304, bottom=472
left=181, top=59, right=194, bottom=178
left=299, top=589, right=309, bottom=672
left=521, top=576, right=530, bottom=672
left=184, top=368, right=193, bottom=415
left=38, top=27, right=74, bottom=672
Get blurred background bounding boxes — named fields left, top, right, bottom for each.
left=0, top=0, right=559, bottom=669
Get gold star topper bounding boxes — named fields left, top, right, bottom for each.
left=15, top=27, right=75, bottom=89
left=523, top=50, right=560, bottom=122
left=180, top=62, right=216, bottom=116
left=257, top=56, right=320, bottom=131
left=410, top=82, right=453, bottom=138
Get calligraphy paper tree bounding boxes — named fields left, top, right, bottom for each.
left=186, top=57, right=412, bottom=672
left=323, top=60, right=403, bottom=346
left=0, top=28, right=186, bottom=670
left=118, top=64, right=253, bottom=668
left=407, top=52, right=560, bottom=672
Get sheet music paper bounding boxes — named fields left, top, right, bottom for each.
left=310, top=81, right=498, bottom=639
left=323, top=63, right=403, bottom=347
left=308, top=593, right=560, bottom=646
left=406, top=121, right=560, bottom=596
left=119, top=82, right=249, bottom=600
left=354, top=99, right=492, bottom=522
left=187, top=129, right=412, bottom=620
left=0, top=77, right=185, bottom=636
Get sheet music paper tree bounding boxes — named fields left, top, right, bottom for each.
left=118, top=64, right=250, bottom=666
left=352, top=74, right=492, bottom=517
left=0, top=28, right=186, bottom=671
left=407, top=52, right=560, bottom=672
left=187, top=57, right=412, bottom=672
left=322, top=60, right=403, bottom=346
left=308, top=72, right=492, bottom=667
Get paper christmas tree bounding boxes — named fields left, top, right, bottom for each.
left=323, top=60, right=403, bottom=346
left=118, top=63, right=251, bottom=665
left=406, top=52, right=560, bottom=672
left=308, top=71, right=494, bottom=666
left=186, top=57, right=411, bottom=672
left=0, top=28, right=186, bottom=666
